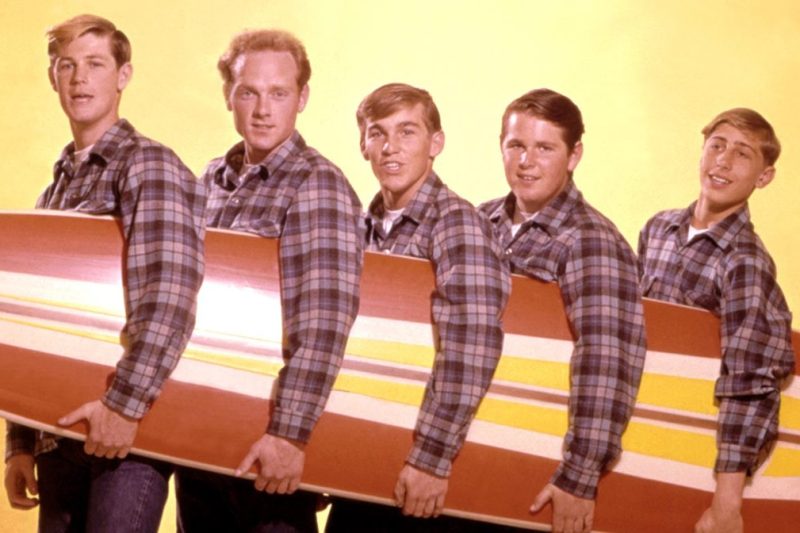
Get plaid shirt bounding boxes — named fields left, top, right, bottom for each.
left=480, top=180, right=647, bottom=499
left=6, top=119, right=206, bottom=459
left=204, top=132, right=362, bottom=443
left=638, top=203, right=795, bottom=474
left=366, top=172, right=510, bottom=477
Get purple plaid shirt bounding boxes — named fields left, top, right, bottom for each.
left=638, top=202, right=795, bottom=473
left=366, top=172, right=510, bottom=477
left=480, top=180, right=647, bottom=499
left=203, top=132, right=362, bottom=443
left=6, top=119, right=206, bottom=459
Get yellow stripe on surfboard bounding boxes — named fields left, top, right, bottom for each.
left=3, top=314, right=800, bottom=477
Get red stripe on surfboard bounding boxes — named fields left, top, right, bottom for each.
left=2, top=212, right=798, bottom=367
left=1, top=344, right=797, bottom=532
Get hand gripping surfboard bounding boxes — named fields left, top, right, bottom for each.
left=0, top=210, right=798, bottom=531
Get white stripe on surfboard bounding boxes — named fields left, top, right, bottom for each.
left=2, top=318, right=798, bottom=499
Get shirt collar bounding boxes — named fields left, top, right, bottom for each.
left=672, top=201, right=752, bottom=250
left=486, top=179, right=583, bottom=236
left=213, top=131, right=305, bottom=188
left=54, top=119, right=134, bottom=175
left=367, top=171, right=443, bottom=226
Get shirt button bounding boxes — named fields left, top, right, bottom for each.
left=230, top=197, right=241, bottom=206
left=505, top=248, right=513, bottom=256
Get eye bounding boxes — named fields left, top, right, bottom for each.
left=88, top=60, right=104, bottom=68
left=401, top=128, right=416, bottom=136
left=736, top=150, right=751, bottom=159
left=538, top=145, right=554, bottom=153
left=367, top=130, right=383, bottom=139
left=237, top=88, right=255, bottom=99
left=271, top=89, right=288, bottom=99
left=57, top=61, right=75, bottom=73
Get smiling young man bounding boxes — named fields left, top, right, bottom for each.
left=172, top=29, right=363, bottom=532
left=3, top=14, right=205, bottom=532
left=638, top=108, right=795, bottom=533
left=479, top=88, right=647, bottom=533
left=324, top=83, right=509, bottom=532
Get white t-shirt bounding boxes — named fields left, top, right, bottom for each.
left=382, top=207, right=404, bottom=235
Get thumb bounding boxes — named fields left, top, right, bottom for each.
left=23, top=467, right=39, bottom=496
left=393, top=478, right=407, bottom=508
left=529, top=485, right=552, bottom=513
left=234, top=448, right=258, bottom=477
left=58, top=404, right=90, bottom=427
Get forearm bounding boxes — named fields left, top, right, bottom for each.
left=4, top=422, right=36, bottom=461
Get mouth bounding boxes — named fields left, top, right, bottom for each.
left=70, top=93, right=93, bottom=103
left=381, top=161, right=402, bottom=172
left=516, top=174, right=539, bottom=182
left=250, top=123, right=274, bottom=131
left=708, top=174, right=731, bottom=185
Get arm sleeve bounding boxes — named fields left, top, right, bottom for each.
left=103, top=147, right=206, bottom=418
left=266, top=170, right=363, bottom=443
left=406, top=209, right=510, bottom=477
left=551, top=232, right=647, bottom=499
left=715, top=256, right=795, bottom=473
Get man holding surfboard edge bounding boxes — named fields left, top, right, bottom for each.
left=172, top=29, right=363, bottom=532
left=479, top=88, right=647, bottom=533
left=4, top=13, right=206, bottom=532
left=637, top=108, right=795, bottom=533
left=325, top=83, right=510, bottom=531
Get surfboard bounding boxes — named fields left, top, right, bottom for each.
left=0, top=210, right=798, bottom=532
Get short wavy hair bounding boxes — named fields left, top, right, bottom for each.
left=47, top=14, right=131, bottom=68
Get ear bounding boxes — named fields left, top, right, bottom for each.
left=429, top=130, right=445, bottom=159
left=48, top=66, right=57, bottom=92
left=223, top=84, right=233, bottom=111
left=567, top=141, right=584, bottom=173
left=755, top=165, right=775, bottom=189
left=297, top=84, right=310, bottom=113
left=360, top=136, right=369, bottom=160
left=116, top=63, right=132, bottom=92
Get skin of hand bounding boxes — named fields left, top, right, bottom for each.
left=4, top=454, right=39, bottom=509
left=530, top=483, right=595, bottom=533
left=694, top=472, right=745, bottom=533
left=393, top=464, right=448, bottom=518
left=58, top=400, right=139, bottom=459
left=235, top=433, right=306, bottom=495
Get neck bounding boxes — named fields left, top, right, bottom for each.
left=71, top=115, right=120, bottom=150
left=692, top=195, right=745, bottom=229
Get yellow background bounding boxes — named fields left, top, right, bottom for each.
left=2, top=0, right=799, bottom=530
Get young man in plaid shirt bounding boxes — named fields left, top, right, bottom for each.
left=173, top=30, right=363, bottom=532
left=638, top=108, right=795, bottom=533
left=4, top=14, right=206, bottom=532
left=480, top=88, right=647, bottom=533
left=325, top=83, right=510, bottom=532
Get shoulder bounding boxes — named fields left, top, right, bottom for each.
left=726, top=228, right=778, bottom=278
left=291, top=144, right=361, bottom=209
left=119, top=129, right=195, bottom=181
left=478, top=196, right=505, bottom=218
left=565, top=202, right=637, bottom=261
left=641, top=208, right=682, bottom=234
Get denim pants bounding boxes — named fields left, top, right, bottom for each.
left=36, top=438, right=172, bottom=533
left=174, top=466, right=319, bottom=533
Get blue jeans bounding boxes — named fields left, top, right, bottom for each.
left=36, top=438, right=172, bottom=533
left=175, top=466, right=318, bottom=533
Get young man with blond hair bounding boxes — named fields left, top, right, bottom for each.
left=479, top=88, right=647, bottom=533
left=638, top=108, right=795, bottom=533
left=325, top=83, right=509, bottom=531
left=3, top=14, right=205, bottom=532
left=173, top=29, right=362, bottom=532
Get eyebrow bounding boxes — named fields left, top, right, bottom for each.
left=710, top=135, right=757, bottom=153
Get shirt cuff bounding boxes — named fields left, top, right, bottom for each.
left=405, top=436, right=454, bottom=478
left=551, top=460, right=601, bottom=500
left=715, top=443, right=759, bottom=475
left=5, top=423, right=36, bottom=461
left=103, top=378, right=151, bottom=419
left=267, top=407, right=317, bottom=444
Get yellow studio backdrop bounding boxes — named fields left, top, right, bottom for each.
left=1, top=0, right=798, bottom=530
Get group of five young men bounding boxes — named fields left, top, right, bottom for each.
left=4, top=14, right=795, bottom=533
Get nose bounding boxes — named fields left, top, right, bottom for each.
left=253, top=95, right=270, bottom=117
left=716, top=147, right=733, bottom=167
left=71, top=63, right=88, bottom=85
left=382, top=134, right=399, bottom=154
left=519, top=148, right=535, bottom=168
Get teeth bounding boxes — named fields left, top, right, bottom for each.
left=710, top=175, right=730, bottom=184
left=383, top=162, right=400, bottom=170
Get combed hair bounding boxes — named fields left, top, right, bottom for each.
left=47, top=14, right=131, bottom=68
left=702, top=108, right=781, bottom=166
left=501, top=88, right=584, bottom=150
left=356, top=83, right=442, bottom=141
left=218, top=29, right=311, bottom=96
